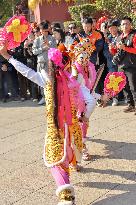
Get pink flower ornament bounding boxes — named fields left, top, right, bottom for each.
left=48, top=48, right=64, bottom=68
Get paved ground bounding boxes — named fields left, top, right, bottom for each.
left=0, top=100, right=136, bottom=205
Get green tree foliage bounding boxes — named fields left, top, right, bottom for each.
left=68, top=3, right=96, bottom=22
left=0, top=0, right=20, bottom=26
left=95, top=0, right=135, bottom=19
left=64, top=3, right=97, bottom=30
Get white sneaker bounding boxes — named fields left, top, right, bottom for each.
left=33, top=98, right=38, bottom=102
left=38, top=97, right=45, bottom=105
left=112, top=98, right=118, bottom=106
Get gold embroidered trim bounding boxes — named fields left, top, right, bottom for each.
left=59, top=189, right=75, bottom=202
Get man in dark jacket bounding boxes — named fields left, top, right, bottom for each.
left=113, top=16, right=136, bottom=114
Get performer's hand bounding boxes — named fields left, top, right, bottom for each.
left=100, top=93, right=111, bottom=107
left=0, top=42, right=11, bottom=60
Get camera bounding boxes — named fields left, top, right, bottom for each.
left=112, top=49, right=126, bottom=65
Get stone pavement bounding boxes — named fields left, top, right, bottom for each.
left=0, top=100, right=136, bottom=205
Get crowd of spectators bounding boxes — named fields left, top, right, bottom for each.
left=0, top=15, right=136, bottom=113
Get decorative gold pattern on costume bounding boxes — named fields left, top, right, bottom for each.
left=44, top=55, right=83, bottom=167
left=44, top=82, right=64, bottom=164
left=70, top=38, right=96, bottom=65
left=69, top=87, right=83, bottom=155
left=59, top=189, right=75, bottom=202
left=69, top=104, right=83, bottom=152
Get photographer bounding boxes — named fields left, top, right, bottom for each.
left=113, top=16, right=136, bottom=114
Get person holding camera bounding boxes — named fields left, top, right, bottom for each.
left=113, top=16, right=136, bottom=114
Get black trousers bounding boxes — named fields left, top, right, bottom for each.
left=17, top=72, right=27, bottom=99
left=95, top=64, right=108, bottom=95
left=124, top=68, right=136, bottom=107
left=0, top=70, right=10, bottom=99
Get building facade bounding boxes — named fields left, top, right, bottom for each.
left=33, top=1, right=74, bottom=24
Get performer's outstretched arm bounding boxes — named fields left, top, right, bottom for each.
left=8, top=57, right=48, bottom=88
left=0, top=46, right=49, bottom=88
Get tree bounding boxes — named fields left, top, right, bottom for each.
left=95, top=0, right=135, bottom=19
left=0, top=0, right=28, bottom=26
left=69, top=3, right=96, bottom=22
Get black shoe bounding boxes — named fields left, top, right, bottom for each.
left=21, top=97, right=27, bottom=102
left=11, top=96, right=20, bottom=101
left=124, top=105, right=135, bottom=113
left=2, top=98, right=7, bottom=103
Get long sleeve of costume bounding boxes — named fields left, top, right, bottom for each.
left=8, top=57, right=49, bottom=88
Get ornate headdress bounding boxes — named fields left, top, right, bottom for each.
left=69, top=38, right=96, bottom=65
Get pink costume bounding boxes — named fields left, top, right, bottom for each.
left=0, top=15, right=98, bottom=205
left=71, top=39, right=101, bottom=159
left=7, top=48, right=83, bottom=205
left=42, top=48, right=84, bottom=205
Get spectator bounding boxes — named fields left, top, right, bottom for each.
left=51, top=22, right=61, bottom=30
left=52, top=27, right=65, bottom=45
left=13, top=42, right=28, bottom=101
left=113, top=16, right=136, bottom=113
left=24, top=32, right=38, bottom=102
left=65, top=23, right=80, bottom=50
left=106, top=20, right=123, bottom=106
left=108, top=19, right=121, bottom=67
left=34, top=27, right=41, bottom=38
left=0, top=56, right=9, bottom=102
left=80, top=17, right=107, bottom=98
left=32, top=21, right=56, bottom=105
left=52, top=28, right=70, bottom=69
left=0, top=55, right=18, bottom=102
left=80, top=17, right=104, bottom=66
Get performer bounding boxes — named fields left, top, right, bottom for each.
left=0, top=44, right=84, bottom=205
left=70, top=38, right=101, bottom=161
left=0, top=15, right=116, bottom=205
